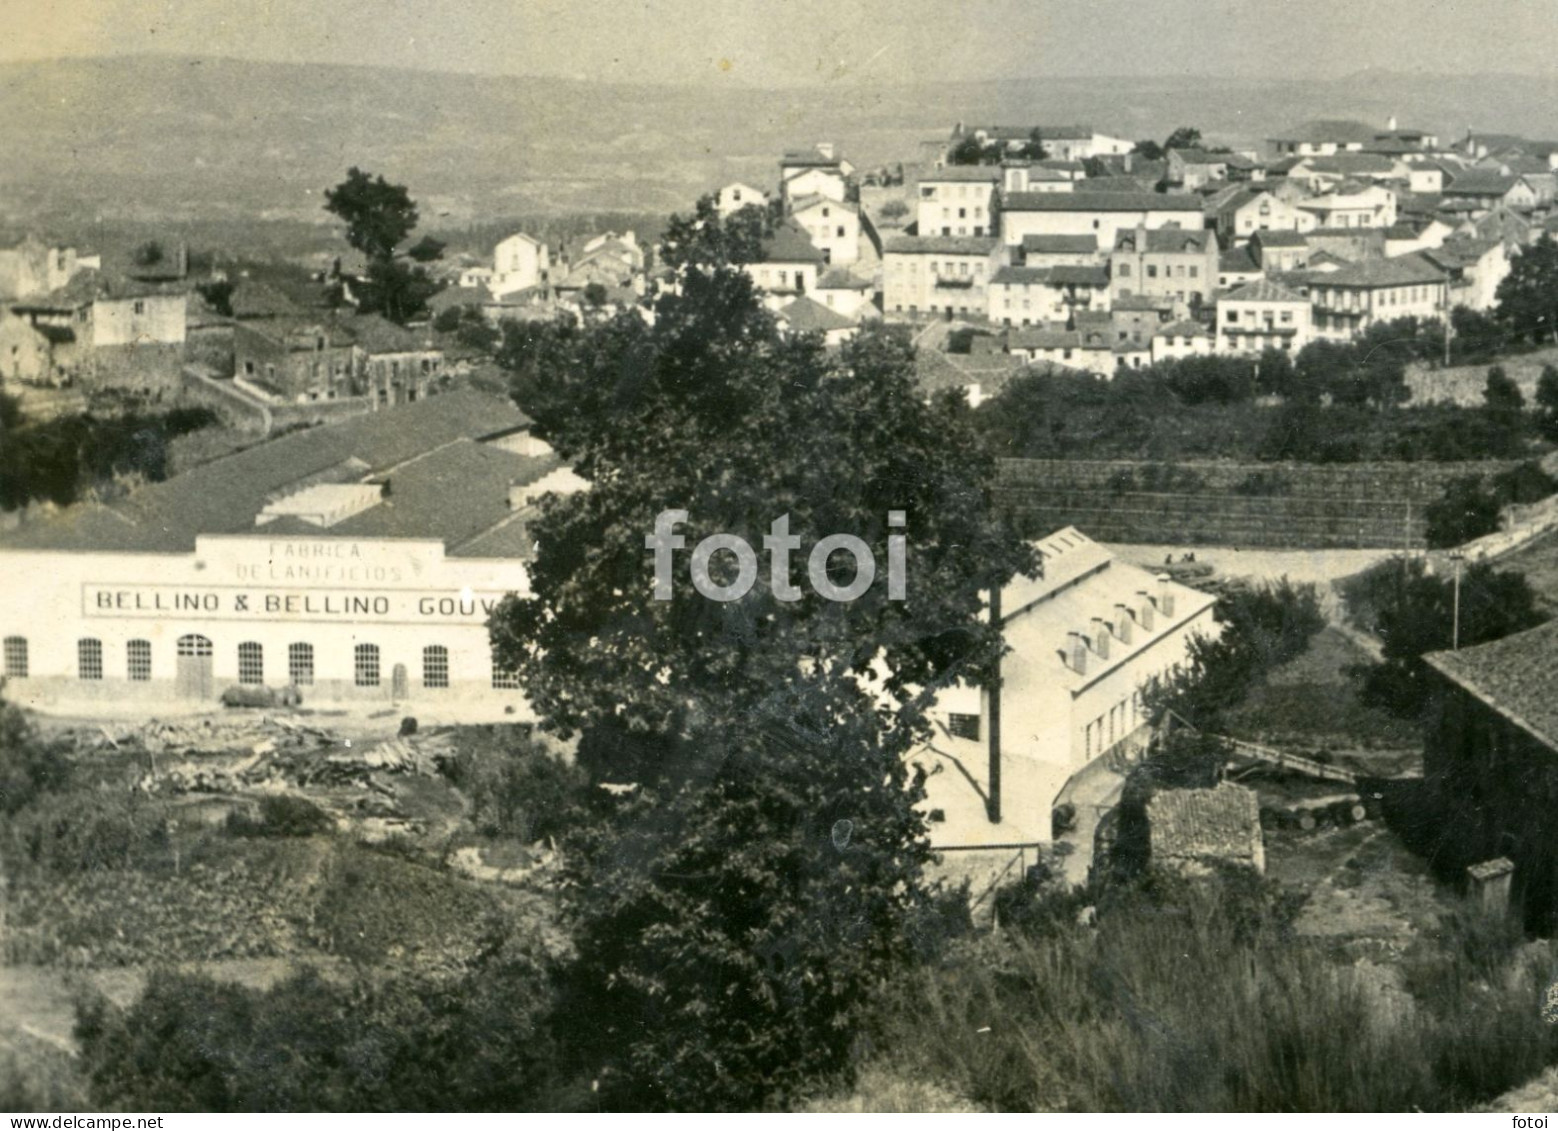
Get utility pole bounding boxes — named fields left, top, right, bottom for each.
left=1451, top=550, right=1465, bottom=651
left=987, top=583, right=1002, bottom=825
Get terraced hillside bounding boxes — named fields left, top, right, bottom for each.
left=994, top=459, right=1521, bottom=548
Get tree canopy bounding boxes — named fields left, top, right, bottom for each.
left=323, top=167, right=443, bottom=323
left=658, top=195, right=773, bottom=271
left=1495, top=233, right=1558, bottom=345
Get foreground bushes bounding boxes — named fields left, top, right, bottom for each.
left=877, top=874, right=1558, bottom=1111
left=75, top=941, right=563, bottom=1112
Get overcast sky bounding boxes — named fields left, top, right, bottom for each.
left=4, top=0, right=1553, bottom=85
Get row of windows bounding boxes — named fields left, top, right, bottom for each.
left=1116, top=263, right=1200, bottom=280
left=2, top=636, right=521, bottom=691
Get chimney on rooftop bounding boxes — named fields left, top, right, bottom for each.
left=1091, top=617, right=1110, bottom=661
left=1068, top=631, right=1088, bottom=675
left=1114, top=603, right=1133, bottom=645
left=1136, top=589, right=1156, bottom=632
left=1157, top=573, right=1176, bottom=619
left=1124, top=152, right=1133, bottom=174
left=1388, top=115, right=1398, bottom=132
left=816, top=142, right=835, bottom=161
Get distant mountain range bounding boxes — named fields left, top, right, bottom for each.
left=3, top=55, right=1558, bottom=245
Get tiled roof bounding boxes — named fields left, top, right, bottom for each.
left=1270, top=119, right=1379, bottom=145
left=759, top=222, right=826, bottom=264
left=1021, top=234, right=1099, bottom=254
left=1295, top=154, right=1400, bottom=176
left=1311, top=252, right=1448, bottom=288
left=1218, top=247, right=1261, bottom=274
left=229, top=281, right=305, bottom=320
left=0, top=391, right=534, bottom=555
left=1446, top=169, right=1521, bottom=196
left=1148, top=784, right=1263, bottom=865
left=790, top=194, right=857, bottom=217
left=781, top=151, right=844, bottom=169
left=348, top=313, right=437, bottom=355
left=1155, top=319, right=1210, bottom=338
left=1002, top=191, right=1203, bottom=213
left=1251, top=230, right=1307, bottom=248
left=884, top=235, right=999, bottom=256
left=970, top=125, right=1094, bottom=142
left=1422, top=237, right=1500, bottom=270
left=777, top=295, right=856, bottom=333
left=1113, top=294, right=1174, bottom=311
left=1220, top=278, right=1307, bottom=304
left=816, top=268, right=872, bottom=290
left=1114, top=227, right=1214, bottom=253
left=992, top=265, right=1109, bottom=287
left=1424, top=619, right=1558, bottom=750
left=918, top=166, right=1003, bottom=184
left=1009, top=327, right=1082, bottom=350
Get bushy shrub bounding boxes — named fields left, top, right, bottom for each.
left=0, top=699, right=72, bottom=816
left=4, top=789, right=173, bottom=877
left=438, top=732, right=589, bottom=843
left=1491, top=460, right=1558, bottom=506
left=75, top=943, right=563, bottom=1112
left=224, top=794, right=334, bottom=838
left=1424, top=475, right=1502, bottom=549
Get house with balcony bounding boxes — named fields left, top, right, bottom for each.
left=1215, top=279, right=1312, bottom=355
left=1297, top=182, right=1398, bottom=230
left=1300, top=253, right=1449, bottom=339
left=883, top=235, right=1003, bottom=319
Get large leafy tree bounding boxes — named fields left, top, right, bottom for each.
left=1164, top=126, right=1204, bottom=151
left=1353, top=557, right=1545, bottom=716
left=1495, top=233, right=1558, bottom=345
left=1536, top=363, right=1558, bottom=441
left=658, top=194, right=773, bottom=271
left=323, top=166, right=442, bottom=323
left=492, top=266, right=1035, bottom=763
left=489, top=265, right=1033, bottom=1105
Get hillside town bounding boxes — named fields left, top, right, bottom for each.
left=7, top=98, right=1558, bottom=1116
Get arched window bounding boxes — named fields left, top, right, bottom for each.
left=2, top=636, right=27, bottom=678
left=78, top=638, right=103, bottom=681
left=127, top=639, right=152, bottom=681
left=354, top=643, right=380, bottom=687
left=237, top=642, right=264, bottom=685
left=491, top=648, right=521, bottom=690
left=177, top=634, right=213, bottom=657
left=422, top=645, right=449, bottom=689
left=288, top=643, right=314, bottom=686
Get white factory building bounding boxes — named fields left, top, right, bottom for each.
left=0, top=391, right=584, bottom=715
left=917, top=528, right=1220, bottom=850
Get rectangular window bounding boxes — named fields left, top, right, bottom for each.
left=492, top=650, right=521, bottom=690
left=3, top=636, right=28, bottom=678
left=1147, top=265, right=1158, bottom=278
left=238, top=642, right=264, bottom=685
left=355, top=643, right=380, bottom=688
left=78, top=638, right=103, bottom=681
left=423, top=645, right=450, bottom=689
left=127, top=639, right=152, bottom=682
left=133, top=300, right=145, bottom=315
left=289, top=643, right=314, bottom=685
left=947, top=713, right=981, bottom=741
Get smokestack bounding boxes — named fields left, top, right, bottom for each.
left=1157, top=574, right=1176, bottom=619
left=1068, top=631, right=1088, bottom=675
left=1136, top=590, right=1156, bottom=632
left=1388, top=115, right=1398, bottom=132
left=1091, top=617, right=1110, bottom=661
left=987, top=584, right=1002, bottom=825
left=1114, top=603, right=1133, bottom=645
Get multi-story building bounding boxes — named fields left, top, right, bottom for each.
left=1302, top=253, right=1449, bottom=339
left=1019, top=234, right=1103, bottom=267
left=779, top=144, right=852, bottom=205
left=716, top=182, right=769, bottom=217
left=988, top=265, right=1109, bottom=326
left=1248, top=230, right=1311, bottom=273
left=882, top=235, right=1003, bottom=319
left=1209, top=186, right=1308, bottom=244
left=1267, top=118, right=1380, bottom=158
left=742, top=222, right=826, bottom=307
left=1109, top=226, right=1218, bottom=310
left=790, top=195, right=861, bottom=266
left=1296, top=183, right=1398, bottom=230
left=916, top=528, right=1219, bottom=848
left=491, top=233, right=551, bottom=298
left=1423, top=236, right=1510, bottom=313
left=1151, top=319, right=1214, bottom=363
left=915, top=166, right=1001, bottom=237
left=999, top=192, right=1205, bottom=251
left=1215, top=279, right=1313, bottom=355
